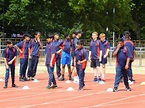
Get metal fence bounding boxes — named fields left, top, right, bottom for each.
left=0, top=46, right=145, bottom=67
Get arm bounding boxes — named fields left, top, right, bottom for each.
left=113, top=46, right=120, bottom=56
left=88, top=51, right=91, bottom=61
left=74, top=56, right=76, bottom=67
left=39, top=41, right=43, bottom=49
left=3, top=58, right=8, bottom=69
left=99, top=50, right=102, bottom=62
left=78, top=50, right=88, bottom=64
left=125, top=58, right=130, bottom=70
left=104, top=49, right=110, bottom=58
left=8, top=56, right=17, bottom=65
left=56, top=48, right=63, bottom=54
left=50, top=54, right=55, bottom=67
left=125, top=47, right=132, bottom=70
left=15, top=45, right=22, bottom=54
left=37, top=38, right=43, bottom=49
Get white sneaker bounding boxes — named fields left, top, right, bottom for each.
left=31, top=77, right=35, bottom=80
left=128, top=80, right=134, bottom=84
left=73, top=77, right=79, bottom=83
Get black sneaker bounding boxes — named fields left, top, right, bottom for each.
left=78, top=87, right=84, bottom=91
left=12, top=84, right=18, bottom=88
left=23, top=77, right=28, bottom=81
left=126, top=87, right=131, bottom=91
left=19, top=78, right=24, bottom=82
left=46, top=85, right=53, bottom=89
left=98, top=77, right=102, bottom=82
left=113, top=87, right=118, bottom=92
left=52, top=85, right=58, bottom=88
left=69, top=77, right=73, bottom=81
left=3, top=85, right=7, bottom=89
left=58, top=77, right=65, bottom=81
left=92, top=78, right=97, bottom=82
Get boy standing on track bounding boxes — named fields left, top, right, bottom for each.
left=71, top=31, right=83, bottom=83
left=74, top=40, right=88, bottom=90
left=45, top=35, right=57, bottom=89
left=99, top=33, right=110, bottom=81
left=123, top=31, right=136, bottom=84
left=53, top=33, right=61, bottom=79
left=15, top=33, right=31, bottom=82
left=89, top=32, right=102, bottom=82
left=113, top=38, right=131, bottom=92
left=57, top=34, right=73, bottom=81
left=2, top=40, right=18, bottom=88
left=27, top=32, right=43, bottom=80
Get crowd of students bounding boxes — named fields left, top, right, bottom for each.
left=2, top=30, right=135, bottom=92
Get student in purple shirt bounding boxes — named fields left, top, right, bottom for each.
left=2, top=40, right=18, bottom=88
left=113, top=38, right=131, bottom=92
left=27, top=32, right=43, bottom=80
left=89, top=32, right=102, bottom=82
left=15, top=33, right=31, bottom=82
left=53, top=33, right=61, bottom=79
left=123, top=31, right=136, bottom=83
left=45, top=34, right=57, bottom=89
left=57, top=34, right=72, bottom=81
left=74, top=40, right=88, bottom=90
left=99, top=33, right=110, bottom=81
left=71, top=31, right=83, bottom=83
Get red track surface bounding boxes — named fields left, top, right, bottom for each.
left=0, top=73, right=145, bottom=108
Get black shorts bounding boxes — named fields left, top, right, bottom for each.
left=101, top=57, right=107, bottom=64
left=90, top=59, right=100, bottom=68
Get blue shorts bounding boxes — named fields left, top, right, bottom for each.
left=101, top=57, right=107, bottom=64
left=61, top=51, right=71, bottom=65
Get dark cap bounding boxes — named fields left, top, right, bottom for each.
left=77, top=39, right=84, bottom=45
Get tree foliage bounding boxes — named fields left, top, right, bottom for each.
left=0, top=0, right=144, bottom=39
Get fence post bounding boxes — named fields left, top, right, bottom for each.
left=139, top=49, right=142, bottom=66
left=109, top=51, right=112, bottom=66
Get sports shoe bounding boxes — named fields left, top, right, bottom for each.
left=27, top=77, right=30, bottom=81
left=58, top=77, right=65, bottom=81
left=31, top=77, right=35, bottom=80
left=126, top=87, right=131, bottom=91
left=78, top=87, right=84, bottom=91
left=113, top=87, right=118, bottom=92
left=92, top=78, right=98, bottom=82
left=19, top=78, right=24, bottom=82
left=12, top=84, right=18, bottom=88
left=128, top=80, right=134, bottom=84
left=23, top=77, right=28, bottom=81
left=3, top=85, right=7, bottom=89
left=98, top=77, right=102, bottom=82
left=78, top=84, right=85, bottom=91
left=69, top=77, right=73, bottom=81
left=46, top=85, right=52, bottom=89
left=52, top=85, right=58, bottom=88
